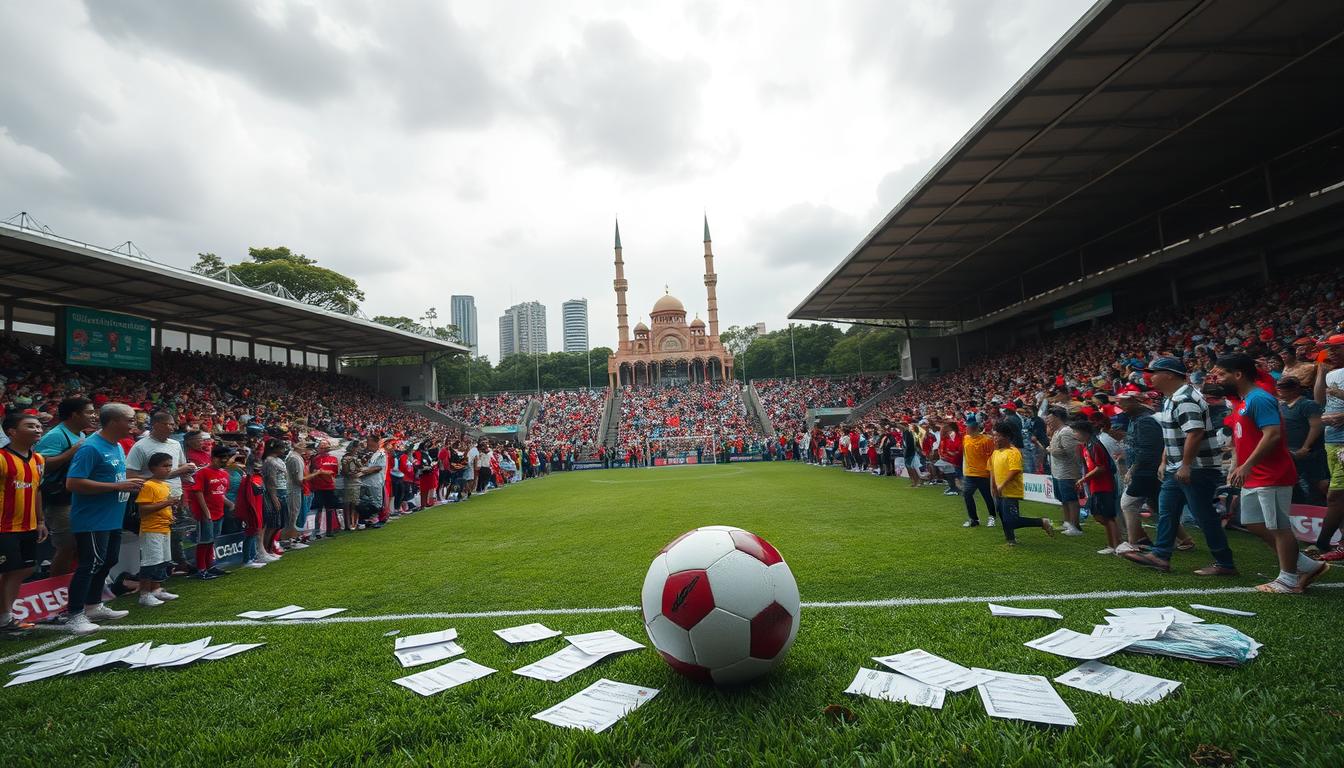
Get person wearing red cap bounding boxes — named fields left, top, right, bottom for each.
left=1215, top=353, right=1328, bottom=593
left=1311, top=333, right=1344, bottom=561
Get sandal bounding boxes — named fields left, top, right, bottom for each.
left=1193, top=564, right=1238, bottom=576
left=1254, top=579, right=1302, bottom=594
left=1297, top=562, right=1330, bottom=590
left=1176, top=539, right=1196, bottom=551
left=0, top=618, right=34, bottom=634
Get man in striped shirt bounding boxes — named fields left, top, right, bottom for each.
left=1123, top=356, right=1238, bottom=575
left=0, top=413, right=48, bottom=633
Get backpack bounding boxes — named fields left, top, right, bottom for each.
left=40, top=428, right=76, bottom=506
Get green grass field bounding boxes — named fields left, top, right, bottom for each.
left=3, top=463, right=1342, bottom=767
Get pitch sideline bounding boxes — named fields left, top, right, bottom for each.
left=14, top=582, right=1338, bottom=639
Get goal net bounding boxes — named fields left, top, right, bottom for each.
left=645, top=435, right=716, bottom=467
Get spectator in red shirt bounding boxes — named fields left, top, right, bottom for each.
left=1072, top=420, right=1121, bottom=555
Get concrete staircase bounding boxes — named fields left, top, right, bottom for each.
left=599, top=388, right=622, bottom=450
left=408, top=402, right=475, bottom=436
left=743, top=383, right=775, bottom=438
left=849, top=378, right=908, bottom=422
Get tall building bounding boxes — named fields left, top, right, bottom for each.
left=562, top=298, right=589, bottom=353
left=449, top=295, right=478, bottom=356
left=754, top=322, right=767, bottom=335
left=498, top=301, right=547, bottom=358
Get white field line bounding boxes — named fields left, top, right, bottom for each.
left=30, top=582, right=1342, bottom=633
left=0, top=635, right=74, bottom=665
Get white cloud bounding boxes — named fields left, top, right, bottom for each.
left=0, top=0, right=1094, bottom=363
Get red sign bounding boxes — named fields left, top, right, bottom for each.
left=1290, top=504, right=1341, bottom=546
left=11, top=574, right=73, bottom=623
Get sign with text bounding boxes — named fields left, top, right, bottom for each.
left=64, top=306, right=152, bottom=370
left=1290, top=503, right=1340, bottom=546
left=1022, top=474, right=1062, bottom=506
left=1051, top=292, right=1113, bottom=330
left=11, top=574, right=73, bottom=624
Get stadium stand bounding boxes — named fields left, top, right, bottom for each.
left=430, top=393, right=532, bottom=428
left=616, top=382, right=762, bottom=452
left=754, top=374, right=899, bottom=437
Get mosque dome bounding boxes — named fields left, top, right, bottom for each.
left=652, top=294, right=685, bottom=314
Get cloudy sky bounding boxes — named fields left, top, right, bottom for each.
left=1, top=0, right=1093, bottom=361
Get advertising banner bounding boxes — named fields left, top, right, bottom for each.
left=1290, top=503, right=1340, bottom=546
left=1051, top=291, right=1113, bottom=330
left=212, top=531, right=248, bottom=570
left=572, top=461, right=606, bottom=471
left=726, top=454, right=764, bottom=463
left=11, top=574, right=73, bottom=624
left=653, top=456, right=701, bottom=466
left=1022, top=473, right=1062, bottom=506
left=64, top=306, right=152, bottom=370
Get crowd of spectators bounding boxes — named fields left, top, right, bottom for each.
left=754, top=374, right=898, bottom=437
left=616, top=381, right=763, bottom=454
left=430, top=394, right=531, bottom=428
left=527, top=388, right=606, bottom=459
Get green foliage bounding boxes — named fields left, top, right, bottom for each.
left=445, top=348, right=614, bottom=395
left=195, top=245, right=365, bottom=313
left=190, top=252, right=227, bottom=275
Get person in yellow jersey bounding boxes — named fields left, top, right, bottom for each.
left=959, top=416, right=997, bottom=528
left=990, top=421, right=1056, bottom=545
left=0, top=413, right=47, bottom=633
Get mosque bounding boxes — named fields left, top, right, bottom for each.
left=606, top=217, right=735, bottom=388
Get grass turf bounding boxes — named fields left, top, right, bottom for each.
left=2, top=462, right=1341, bottom=767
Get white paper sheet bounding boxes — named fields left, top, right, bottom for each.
left=514, top=644, right=609, bottom=682
left=158, top=644, right=235, bottom=668
left=21, top=639, right=105, bottom=665
left=564, top=630, right=645, bottom=656
left=393, top=658, right=496, bottom=696
left=394, top=640, right=466, bottom=668
left=871, top=649, right=992, bottom=692
left=1106, top=606, right=1204, bottom=624
left=532, top=678, right=659, bottom=732
left=383, top=630, right=402, bottom=637
left=494, top=623, right=563, bottom=644
left=129, top=638, right=214, bottom=668
left=975, top=668, right=1077, bottom=727
left=1188, top=604, right=1255, bottom=617
left=278, top=608, right=347, bottom=620
left=12, top=655, right=84, bottom=676
left=1054, top=660, right=1181, bottom=704
left=394, top=628, right=459, bottom=650
left=67, top=643, right=151, bottom=674
left=204, top=643, right=266, bottom=661
left=843, top=668, right=946, bottom=709
left=1092, top=614, right=1173, bottom=641
left=988, top=603, right=1063, bottom=620
left=237, top=605, right=305, bottom=619
left=1025, top=628, right=1135, bottom=660
left=6, top=658, right=80, bottom=687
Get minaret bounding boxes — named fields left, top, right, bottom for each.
left=614, top=219, right=631, bottom=352
left=702, top=214, right=720, bottom=339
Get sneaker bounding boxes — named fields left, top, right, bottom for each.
left=85, top=604, right=128, bottom=621
left=299, top=536, right=312, bottom=544
left=1096, top=547, right=1116, bottom=555
left=1193, top=564, right=1238, bottom=577
left=1062, top=523, right=1085, bottom=537
left=205, top=567, right=229, bottom=578
left=962, top=520, right=979, bottom=528
left=66, top=613, right=101, bottom=635
left=1114, top=542, right=1139, bottom=555
left=153, top=589, right=179, bottom=600
left=191, top=570, right=220, bottom=581
left=0, top=618, right=35, bottom=634
left=942, top=489, right=958, bottom=496
left=1318, top=547, right=1344, bottom=562
left=987, top=517, right=997, bottom=527
left=138, top=593, right=164, bottom=607
left=245, top=560, right=268, bottom=569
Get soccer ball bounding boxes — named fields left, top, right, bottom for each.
left=641, top=525, right=800, bottom=685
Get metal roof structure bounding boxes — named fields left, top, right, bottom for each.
left=0, top=223, right=468, bottom=359
left=792, top=0, right=1344, bottom=324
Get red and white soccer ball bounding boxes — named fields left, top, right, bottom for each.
left=641, top=525, right=800, bottom=685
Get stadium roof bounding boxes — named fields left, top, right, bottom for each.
left=0, top=224, right=468, bottom=358
left=792, top=0, right=1344, bottom=324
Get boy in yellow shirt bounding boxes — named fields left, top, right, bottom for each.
left=135, top=453, right=180, bottom=607
left=990, top=422, right=1056, bottom=545
left=960, top=417, right=997, bottom=528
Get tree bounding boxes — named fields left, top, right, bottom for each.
left=720, top=325, right=758, bottom=381
left=191, top=252, right=227, bottom=275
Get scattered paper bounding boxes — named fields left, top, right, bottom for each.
left=395, top=641, right=466, bottom=668
left=1189, top=604, right=1255, bottom=617
left=21, top=639, right=105, bottom=665
left=872, top=649, right=992, bottom=692
left=238, top=605, right=305, bottom=619
left=383, top=630, right=402, bottom=637
left=495, top=623, right=563, bottom=644
left=5, top=658, right=80, bottom=687
left=514, top=644, right=610, bottom=682
left=844, top=668, right=946, bottom=709
left=394, top=659, right=496, bottom=696
left=1106, top=606, right=1204, bottom=624
left=975, top=668, right=1077, bottom=727
left=1026, top=628, right=1135, bottom=660
left=1055, top=661, right=1181, bottom=704
left=564, top=630, right=645, bottom=656
left=395, top=628, right=458, bottom=650
left=11, top=655, right=84, bottom=676
left=1122, top=622, right=1260, bottom=666
left=533, top=678, right=659, bottom=732
left=66, top=643, right=151, bottom=675
left=158, top=644, right=235, bottom=668
left=130, top=638, right=214, bottom=668
left=278, top=608, right=347, bottom=620
left=204, top=643, right=266, bottom=661
left=988, top=603, right=1063, bottom=620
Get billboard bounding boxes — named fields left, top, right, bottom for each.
left=64, top=307, right=152, bottom=370
left=1051, top=291, right=1113, bottom=329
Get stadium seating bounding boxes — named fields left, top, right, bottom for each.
left=616, top=382, right=762, bottom=451
left=754, top=374, right=898, bottom=437
left=430, top=393, right=531, bottom=428
left=527, top=388, right=606, bottom=456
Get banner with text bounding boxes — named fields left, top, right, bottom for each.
left=1291, top=503, right=1340, bottom=546
left=1051, top=291, right=1113, bottom=330
left=64, top=306, right=152, bottom=371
